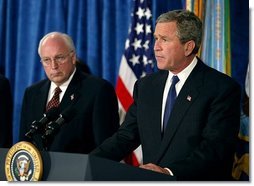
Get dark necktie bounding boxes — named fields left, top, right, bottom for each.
left=163, top=75, right=179, bottom=133
left=46, top=87, right=62, bottom=111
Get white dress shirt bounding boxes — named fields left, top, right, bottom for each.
left=161, top=57, right=198, bottom=131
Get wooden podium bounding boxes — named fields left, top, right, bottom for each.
left=0, top=148, right=176, bottom=181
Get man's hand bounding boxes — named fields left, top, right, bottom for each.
left=139, top=163, right=170, bottom=175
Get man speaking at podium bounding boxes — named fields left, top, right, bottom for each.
left=19, top=32, right=119, bottom=154
left=91, top=10, right=241, bottom=181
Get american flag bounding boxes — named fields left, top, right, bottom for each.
left=115, top=0, right=155, bottom=166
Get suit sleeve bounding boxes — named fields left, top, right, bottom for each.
left=92, top=81, right=120, bottom=146
left=19, top=88, right=31, bottom=141
left=90, top=81, right=141, bottom=161
left=0, top=77, right=13, bottom=147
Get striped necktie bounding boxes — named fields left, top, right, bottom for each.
left=46, top=87, right=62, bottom=111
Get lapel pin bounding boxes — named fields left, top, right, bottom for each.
left=70, top=94, right=74, bottom=100
left=187, top=95, right=192, bottom=102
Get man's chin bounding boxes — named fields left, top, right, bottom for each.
left=157, top=64, right=168, bottom=71
left=50, top=77, right=64, bottom=84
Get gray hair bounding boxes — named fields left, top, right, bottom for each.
left=38, top=32, right=76, bottom=56
left=156, top=10, right=202, bottom=54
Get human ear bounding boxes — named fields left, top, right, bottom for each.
left=184, top=40, right=195, bottom=56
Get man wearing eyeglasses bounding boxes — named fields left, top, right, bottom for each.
left=19, top=32, right=119, bottom=153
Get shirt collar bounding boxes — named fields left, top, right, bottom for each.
left=49, top=67, right=76, bottom=94
left=168, top=57, right=197, bottom=83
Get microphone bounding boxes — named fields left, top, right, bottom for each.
left=25, top=107, right=60, bottom=139
left=42, top=107, right=76, bottom=139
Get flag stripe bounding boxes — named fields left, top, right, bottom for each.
left=115, top=0, right=154, bottom=166
left=116, top=77, right=134, bottom=111
left=124, top=153, right=140, bottom=167
left=118, top=55, right=137, bottom=97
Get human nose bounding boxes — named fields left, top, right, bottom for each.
left=154, top=40, right=161, bottom=51
left=50, top=59, right=59, bottom=68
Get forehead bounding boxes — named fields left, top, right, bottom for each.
left=41, top=36, right=69, bottom=55
left=154, top=21, right=177, bottom=36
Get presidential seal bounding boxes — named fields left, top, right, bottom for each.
left=5, top=141, right=43, bottom=181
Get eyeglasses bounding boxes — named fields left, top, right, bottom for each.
left=40, top=51, right=73, bottom=67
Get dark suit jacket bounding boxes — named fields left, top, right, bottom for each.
left=91, top=59, right=241, bottom=180
left=19, top=69, right=119, bottom=154
left=0, top=74, right=13, bottom=147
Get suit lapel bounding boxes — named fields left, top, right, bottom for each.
left=143, top=70, right=168, bottom=153
left=155, top=60, right=206, bottom=163
left=59, top=70, right=82, bottom=111
left=37, top=81, right=50, bottom=114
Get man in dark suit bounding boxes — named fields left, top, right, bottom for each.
left=19, top=32, right=119, bottom=154
left=91, top=10, right=241, bottom=180
left=0, top=74, right=13, bottom=147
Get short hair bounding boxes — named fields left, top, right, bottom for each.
left=156, top=10, right=202, bottom=54
left=38, top=32, right=76, bottom=56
